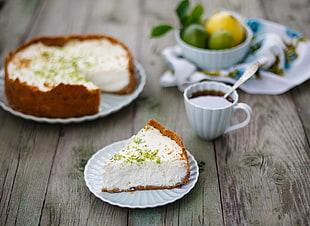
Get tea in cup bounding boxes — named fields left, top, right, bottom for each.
left=184, top=81, right=252, bottom=140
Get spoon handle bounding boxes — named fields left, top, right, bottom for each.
left=223, top=61, right=260, bottom=98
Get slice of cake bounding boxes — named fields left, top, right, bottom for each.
left=4, top=34, right=136, bottom=118
left=101, top=119, right=191, bottom=193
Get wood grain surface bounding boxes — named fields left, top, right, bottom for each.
left=0, top=0, right=309, bottom=225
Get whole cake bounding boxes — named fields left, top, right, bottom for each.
left=101, top=119, right=191, bottom=193
left=4, top=34, right=136, bottom=118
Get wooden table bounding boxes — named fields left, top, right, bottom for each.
left=0, top=0, right=309, bottom=225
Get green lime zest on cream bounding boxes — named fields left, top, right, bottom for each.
left=110, top=147, right=161, bottom=164
left=133, top=137, right=144, bottom=144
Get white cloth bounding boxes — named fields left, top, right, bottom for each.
left=160, top=16, right=310, bottom=94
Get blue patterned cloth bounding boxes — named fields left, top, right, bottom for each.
left=160, top=15, right=310, bottom=94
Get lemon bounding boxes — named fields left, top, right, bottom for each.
left=208, top=30, right=235, bottom=50
left=205, top=11, right=245, bottom=45
left=182, top=24, right=209, bottom=48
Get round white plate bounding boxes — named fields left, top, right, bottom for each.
left=84, top=139, right=199, bottom=208
left=0, top=62, right=146, bottom=123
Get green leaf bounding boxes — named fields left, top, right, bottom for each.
left=184, top=3, right=204, bottom=27
left=175, top=0, right=190, bottom=27
left=150, top=25, right=173, bottom=38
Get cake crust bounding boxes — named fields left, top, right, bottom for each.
left=101, top=119, right=191, bottom=193
left=4, top=34, right=136, bottom=118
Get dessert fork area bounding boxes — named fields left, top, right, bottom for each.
left=0, top=0, right=309, bottom=225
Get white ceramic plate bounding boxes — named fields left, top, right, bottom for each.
left=0, top=62, right=146, bottom=123
left=84, top=139, right=199, bottom=208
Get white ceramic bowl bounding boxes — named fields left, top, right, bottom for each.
left=175, top=24, right=253, bottom=71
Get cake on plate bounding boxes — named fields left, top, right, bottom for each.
left=101, top=119, right=191, bottom=193
left=4, top=34, right=136, bottom=118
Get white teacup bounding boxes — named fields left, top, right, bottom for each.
left=184, top=81, right=252, bottom=140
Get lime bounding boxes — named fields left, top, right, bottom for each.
left=205, top=11, right=245, bottom=45
left=182, top=24, right=209, bottom=49
left=208, top=30, right=235, bottom=50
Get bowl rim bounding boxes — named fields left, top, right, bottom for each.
left=175, top=23, right=253, bottom=54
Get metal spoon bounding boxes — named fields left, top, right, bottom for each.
left=223, top=61, right=260, bottom=98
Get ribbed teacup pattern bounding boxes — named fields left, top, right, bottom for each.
left=184, top=82, right=238, bottom=140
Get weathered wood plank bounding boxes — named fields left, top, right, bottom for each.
left=24, top=0, right=95, bottom=37
left=270, top=0, right=310, bottom=141
left=0, top=0, right=309, bottom=225
left=216, top=92, right=310, bottom=225
left=0, top=1, right=63, bottom=225
left=206, top=0, right=310, bottom=224
left=292, top=80, right=310, bottom=138
left=0, top=118, right=61, bottom=225
left=255, top=0, right=310, bottom=142
left=128, top=0, right=223, bottom=225
left=0, top=0, right=42, bottom=66
left=40, top=118, right=132, bottom=225
left=85, top=0, right=142, bottom=56
left=24, top=0, right=142, bottom=225
left=0, top=116, right=26, bottom=225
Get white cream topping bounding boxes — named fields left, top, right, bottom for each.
left=102, top=126, right=189, bottom=191
left=8, top=39, right=131, bottom=92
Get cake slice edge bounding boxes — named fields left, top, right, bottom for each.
left=101, top=119, right=191, bottom=193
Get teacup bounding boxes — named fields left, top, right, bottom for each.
left=183, top=81, right=252, bottom=140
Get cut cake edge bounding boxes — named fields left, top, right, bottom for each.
left=101, top=119, right=191, bottom=193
